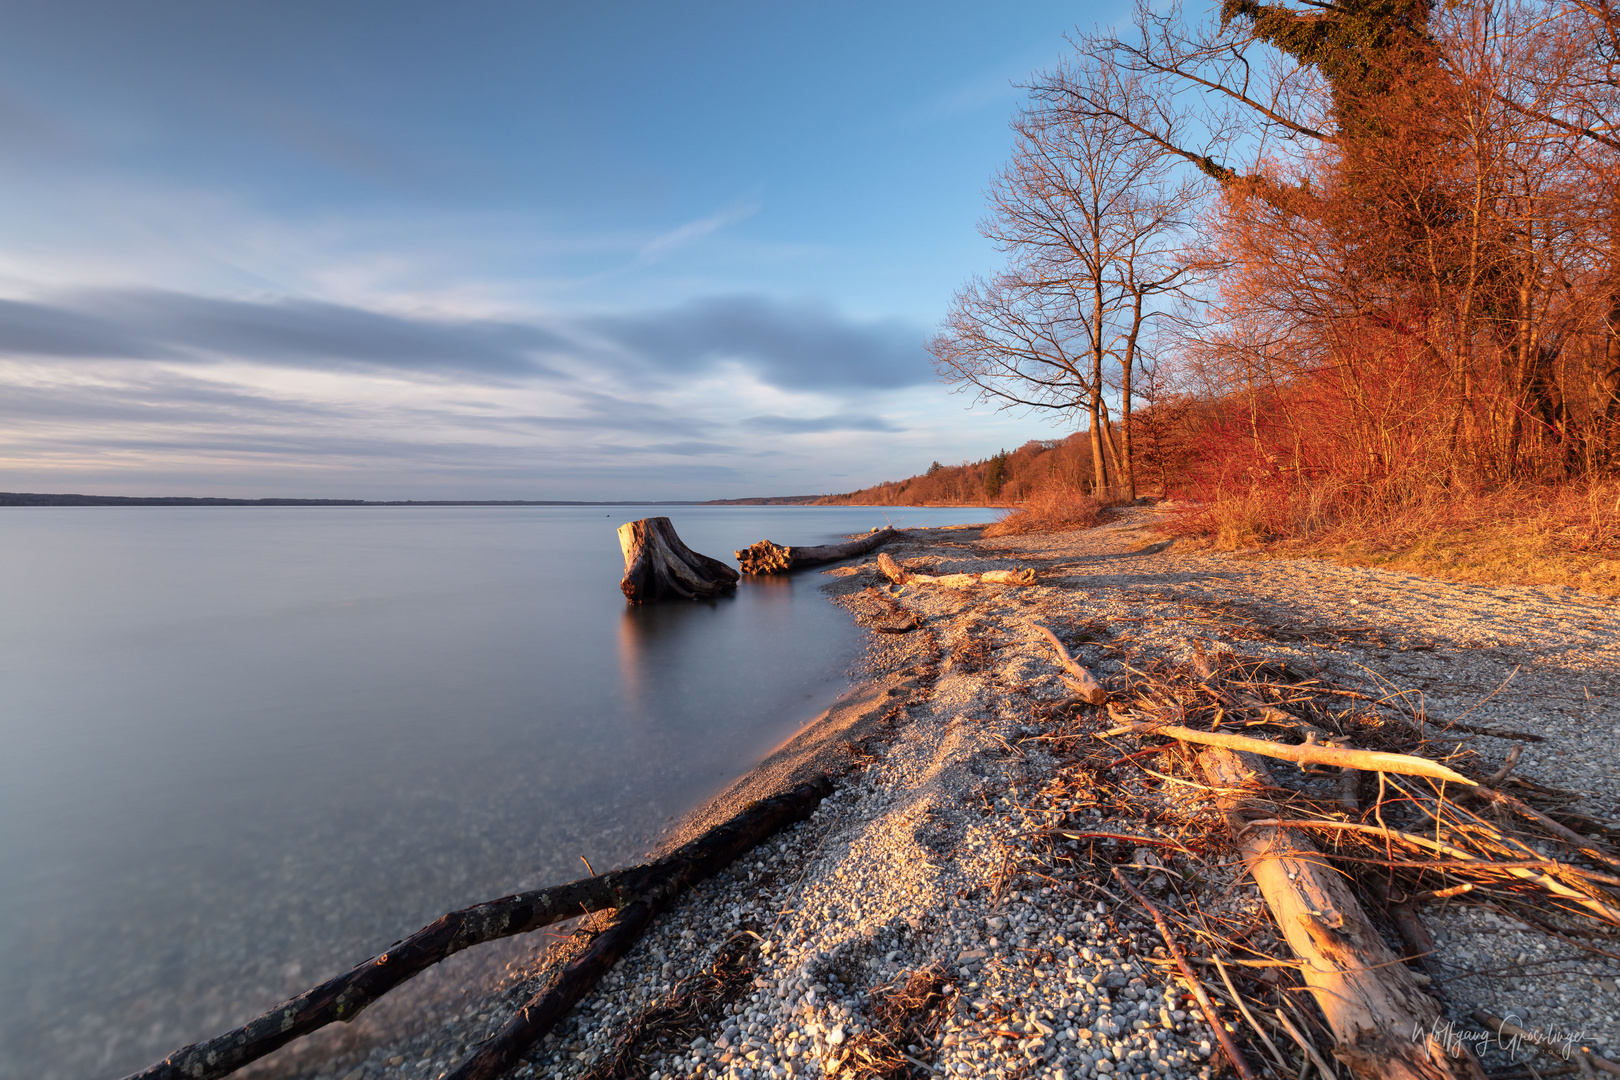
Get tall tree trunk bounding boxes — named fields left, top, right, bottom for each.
left=1120, top=288, right=1145, bottom=500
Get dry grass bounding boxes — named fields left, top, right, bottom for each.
left=983, top=486, right=1103, bottom=537
left=1170, top=480, right=1620, bottom=596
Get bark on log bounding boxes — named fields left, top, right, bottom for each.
left=875, top=551, right=1035, bottom=589
left=618, top=517, right=739, bottom=603
left=735, top=526, right=897, bottom=575
left=123, top=778, right=832, bottom=1080
left=1199, top=748, right=1483, bottom=1080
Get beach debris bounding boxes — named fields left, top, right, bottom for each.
left=1029, top=620, right=1108, bottom=704
left=735, top=526, right=898, bottom=575
left=875, top=550, right=1035, bottom=589
left=120, top=778, right=833, bottom=1080
left=1198, top=747, right=1483, bottom=1080
left=1084, top=647, right=1620, bottom=1080
left=618, top=517, right=739, bottom=603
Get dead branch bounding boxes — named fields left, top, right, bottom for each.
left=875, top=551, right=1035, bottom=589
left=1113, top=867, right=1260, bottom=1080
left=1029, top=621, right=1107, bottom=705
left=124, top=778, right=832, bottom=1080
left=1107, top=717, right=1476, bottom=786
left=1244, top=819, right=1620, bottom=926
left=735, top=527, right=898, bottom=575
left=446, top=897, right=664, bottom=1080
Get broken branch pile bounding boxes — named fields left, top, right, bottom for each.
left=1000, top=648, right=1620, bottom=1080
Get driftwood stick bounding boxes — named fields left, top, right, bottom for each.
left=1275, top=1007, right=1341, bottom=1080
left=875, top=551, right=1035, bottom=589
left=1029, top=621, right=1106, bottom=705
left=445, top=897, right=663, bottom=1080
left=1473, top=787, right=1620, bottom=873
left=618, top=517, right=739, bottom=603
left=1199, top=748, right=1482, bottom=1080
left=1109, top=720, right=1476, bottom=786
left=1472, top=1011, right=1620, bottom=1077
left=444, top=778, right=833, bottom=1077
left=1488, top=745, right=1525, bottom=785
left=124, top=779, right=832, bottom=1080
left=735, top=527, right=897, bottom=575
left=1212, top=956, right=1292, bottom=1073
left=1113, top=867, right=1260, bottom=1080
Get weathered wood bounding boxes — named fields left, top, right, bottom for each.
left=735, top=526, right=897, bottom=575
left=1029, top=621, right=1107, bottom=705
left=122, top=778, right=832, bottom=1080
left=443, top=778, right=833, bottom=1079
left=1119, top=714, right=1620, bottom=872
left=618, top=517, right=739, bottom=603
left=875, top=551, right=1035, bottom=589
left=1107, top=717, right=1477, bottom=786
left=1199, top=748, right=1483, bottom=1080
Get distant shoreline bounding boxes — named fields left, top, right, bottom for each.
left=0, top=492, right=827, bottom=508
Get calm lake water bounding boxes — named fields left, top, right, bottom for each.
left=0, top=505, right=989, bottom=1080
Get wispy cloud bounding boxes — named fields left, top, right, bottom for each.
left=636, top=199, right=761, bottom=265
left=587, top=294, right=934, bottom=391
left=0, top=289, right=565, bottom=377
left=0, top=285, right=957, bottom=497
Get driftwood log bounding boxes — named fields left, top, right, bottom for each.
left=618, top=517, right=739, bottom=603
left=124, top=778, right=833, bottom=1080
left=1199, top=747, right=1484, bottom=1080
left=735, top=526, right=897, bottom=575
left=875, top=551, right=1035, bottom=589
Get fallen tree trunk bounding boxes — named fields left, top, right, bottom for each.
left=124, top=778, right=833, bottom=1080
left=618, top=517, right=739, bottom=603
left=1199, top=748, right=1483, bottom=1080
left=735, top=526, right=897, bottom=575
left=875, top=551, right=1034, bottom=589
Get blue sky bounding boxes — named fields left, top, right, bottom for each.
left=0, top=1, right=1123, bottom=499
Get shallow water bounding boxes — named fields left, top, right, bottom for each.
left=0, top=504, right=988, bottom=1080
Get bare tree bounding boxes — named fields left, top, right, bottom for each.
left=930, top=54, right=1205, bottom=499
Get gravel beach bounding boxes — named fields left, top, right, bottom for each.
left=241, top=509, right=1620, bottom=1080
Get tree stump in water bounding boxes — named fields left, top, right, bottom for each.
left=618, top=517, right=739, bottom=603
left=735, top=525, right=898, bottom=574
